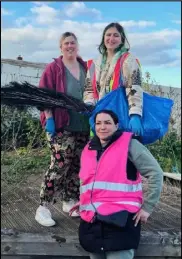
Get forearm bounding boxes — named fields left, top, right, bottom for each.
left=39, top=64, right=55, bottom=119
left=44, top=109, right=53, bottom=119
left=140, top=156, right=163, bottom=214
left=126, top=85, right=143, bottom=116
left=123, top=54, right=143, bottom=117
left=83, top=76, right=95, bottom=105
left=129, top=139, right=163, bottom=214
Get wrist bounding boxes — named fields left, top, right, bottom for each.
left=45, top=109, right=53, bottom=119
left=130, top=114, right=141, bottom=118
left=141, top=204, right=153, bottom=215
left=46, top=117, right=54, bottom=121
left=85, top=102, right=94, bottom=106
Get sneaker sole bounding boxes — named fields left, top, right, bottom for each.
left=70, top=212, right=80, bottom=217
left=70, top=214, right=80, bottom=218
left=35, top=216, right=56, bottom=227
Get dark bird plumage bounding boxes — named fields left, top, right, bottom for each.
left=1, top=81, right=94, bottom=113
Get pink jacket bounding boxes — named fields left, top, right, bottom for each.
left=79, top=132, right=143, bottom=223
left=39, top=56, right=87, bottom=131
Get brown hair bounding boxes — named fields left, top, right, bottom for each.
left=59, top=32, right=78, bottom=47
left=98, top=22, right=130, bottom=55
left=94, top=110, right=119, bottom=125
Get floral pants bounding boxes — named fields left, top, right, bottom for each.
left=40, top=130, right=89, bottom=204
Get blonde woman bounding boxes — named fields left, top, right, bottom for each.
left=35, top=32, right=90, bottom=227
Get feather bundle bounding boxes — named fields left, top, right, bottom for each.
left=1, top=81, right=94, bottom=112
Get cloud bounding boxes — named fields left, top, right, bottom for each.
left=14, top=2, right=59, bottom=27
left=30, top=3, right=61, bottom=25
left=64, top=2, right=102, bottom=20
left=13, top=3, right=156, bottom=28
left=1, top=8, right=13, bottom=16
left=120, top=20, right=156, bottom=28
left=128, top=29, right=181, bottom=66
left=15, top=17, right=32, bottom=27
left=31, top=2, right=49, bottom=5
left=171, top=20, right=181, bottom=25
left=1, top=3, right=180, bottom=68
left=2, top=24, right=47, bottom=42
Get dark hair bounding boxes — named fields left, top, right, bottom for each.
left=98, top=22, right=130, bottom=55
left=60, top=32, right=78, bottom=47
left=94, top=110, right=119, bottom=125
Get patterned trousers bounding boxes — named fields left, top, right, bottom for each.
left=40, top=130, right=89, bottom=204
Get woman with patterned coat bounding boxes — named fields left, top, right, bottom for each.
left=84, top=22, right=143, bottom=136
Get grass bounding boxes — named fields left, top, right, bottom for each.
left=1, top=146, right=50, bottom=185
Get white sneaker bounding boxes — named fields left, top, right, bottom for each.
left=35, top=205, right=56, bottom=227
left=62, top=200, right=80, bottom=217
left=69, top=210, right=80, bottom=217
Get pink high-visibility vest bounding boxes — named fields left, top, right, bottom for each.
left=79, top=132, right=143, bottom=223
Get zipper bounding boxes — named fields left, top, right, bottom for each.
left=90, top=157, right=99, bottom=223
left=89, top=142, right=117, bottom=223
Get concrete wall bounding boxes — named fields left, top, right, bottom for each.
left=1, top=59, right=46, bottom=119
left=1, top=59, right=46, bottom=87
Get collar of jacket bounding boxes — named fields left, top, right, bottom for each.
left=53, top=55, right=87, bottom=72
left=88, top=130, right=123, bottom=151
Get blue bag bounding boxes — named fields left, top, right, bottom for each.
left=89, top=87, right=174, bottom=145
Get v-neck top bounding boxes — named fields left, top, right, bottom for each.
left=64, top=64, right=90, bottom=132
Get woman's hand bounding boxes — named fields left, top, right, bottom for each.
left=69, top=202, right=80, bottom=216
left=45, top=117, right=55, bottom=137
left=133, top=209, right=150, bottom=227
left=128, top=114, right=143, bottom=136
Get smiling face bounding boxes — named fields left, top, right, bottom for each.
left=95, top=113, right=118, bottom=142
left=60, top=35, right=78, bottom=60
left=104, top=26, right=122, bottom=52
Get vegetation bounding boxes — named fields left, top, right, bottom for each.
left=1, top=105, right=49, bottom=185
left=142, top=72, right=181, bottom=173
left=1, top=73, right=181, bottom=187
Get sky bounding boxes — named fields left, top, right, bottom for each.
left=1, top=1, right=181, bottom=88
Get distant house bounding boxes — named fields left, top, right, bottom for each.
left=1, top=58, right=46, bottom=87
left=1, top=58, right=181, bottom=135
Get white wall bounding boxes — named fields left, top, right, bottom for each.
left=1, top=60, right=46, bottom=118
left=1, top=62, right=45, bottom=86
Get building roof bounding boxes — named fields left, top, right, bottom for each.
left=1, top=58, right=47, bottom=69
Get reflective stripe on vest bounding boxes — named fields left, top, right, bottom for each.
left=80, top=181, right=142, bottom=194
left=80, top=201, right=142, bottom=212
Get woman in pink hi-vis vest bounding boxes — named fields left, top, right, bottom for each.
left=70, top=110, right=163, bottom=259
